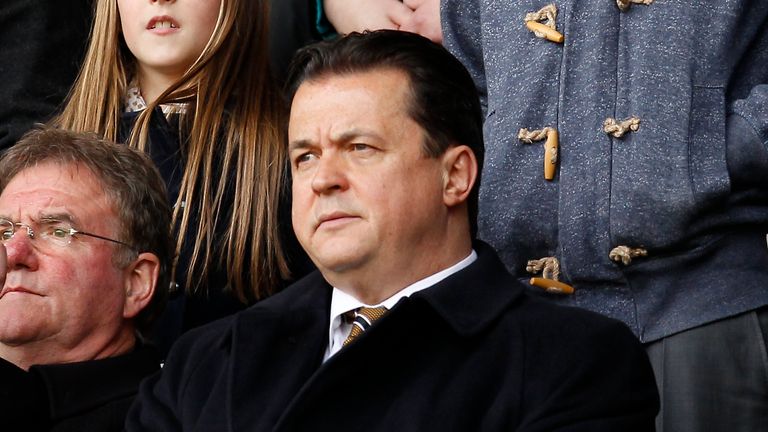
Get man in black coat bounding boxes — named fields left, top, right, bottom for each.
left=0, top=128, right=174, bottom=431
left=126, top=30, right=659, bottom=431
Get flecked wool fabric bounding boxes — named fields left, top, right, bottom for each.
left=443, top=0, right=768, bottom=343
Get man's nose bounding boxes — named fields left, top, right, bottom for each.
left=4, top=231, right=39, bottom=271
left=311, top=154, right=349, bottom=194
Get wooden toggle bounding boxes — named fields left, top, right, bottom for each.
left=530, top=277, right=575, bottom=294
left=543, top=128, right=558, bottom=180
left=525, top=21, right=564, bottom=44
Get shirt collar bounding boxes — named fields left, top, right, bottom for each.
left=124, top=85, right=187, bottom=115
left=327, top=250, right=478, bottom=346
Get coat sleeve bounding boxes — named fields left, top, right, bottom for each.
left=441, top=0, right=488, bottom=114
left=517, top=313, right=659, bottom=432
left=124, top=322, right=233, bottom=431
left=727, top=85, right=768, bottom=190
left=726, top=9, right=768, bottom=187
left=124, top=368, right=184, bottom=431
left=728, top=84, right=768, bottom=169
left=726, top=4, right=768, bottom=152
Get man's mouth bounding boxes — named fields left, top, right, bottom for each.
left=316, top=212, right=359, bottom=229
left=0, top=286, right=40, bottom=299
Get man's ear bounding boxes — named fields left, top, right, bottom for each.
left=441, top=145, right=478, bottom=208
left=122, top=252, right=160, bottom=319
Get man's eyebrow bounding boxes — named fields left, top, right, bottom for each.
left=288, top=139, right=313, bottom=152
left=288, top=129, right=383, bottom=152
left=38, top=213, right=76, bottom=224
left=0, top=213, right=77, bottom=223
left=333, top=129, right=380, bottom=143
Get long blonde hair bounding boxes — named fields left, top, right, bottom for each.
left=54, top=0, right=289, bottom=303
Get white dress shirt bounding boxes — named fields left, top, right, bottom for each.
left=323, top=250, right=477, bottom=361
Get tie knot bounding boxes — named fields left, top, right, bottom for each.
left=343, top=306, right=388, bottom=346
left=356, top=306, right=388, bottom=322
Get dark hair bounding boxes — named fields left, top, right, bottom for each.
left=285, top=30, right=484, bottom=237
left=0, top=126, right=174, bottom=334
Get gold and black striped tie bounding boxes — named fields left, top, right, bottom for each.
left=342, top=306, right=388, bottom=346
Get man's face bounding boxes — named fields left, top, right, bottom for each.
left=0, top=163, right=130, bottom=361
left=289, top=69, right=450, bottom=290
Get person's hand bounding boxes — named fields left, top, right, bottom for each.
left=398, top=0, right=442, bottom=43
left=324, top=0, right=413, bottom=34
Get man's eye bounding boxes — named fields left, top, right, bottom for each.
left=0, top=230, right=12, bottom=240
left=49, top=227, right=71, bottom=239
left=295, top=152, right=316, bottom=165
left=352, top=143, right=371, bottom=152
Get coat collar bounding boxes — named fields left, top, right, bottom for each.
left=232, top=240, right=524, bottom=347
left=405, top=240, right=525, bottom=337
left=29, top=343, right=160, bottom=420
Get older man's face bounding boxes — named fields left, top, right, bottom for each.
left=289, top=69, right=450, bottom=291
left=0, top=163, right=130, bottom=363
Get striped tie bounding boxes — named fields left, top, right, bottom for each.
left=342, top=306, right=388, bottom=346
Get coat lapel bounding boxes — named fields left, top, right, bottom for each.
left=227, top=272, right=332, bottom=431
left=271, top=241, right=526, bottom=430
left=420, top=240, right=525, bottom=337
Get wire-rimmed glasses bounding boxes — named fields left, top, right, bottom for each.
left=0, top=218, right=136, bottom=250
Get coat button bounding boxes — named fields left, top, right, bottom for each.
left=603, top=116, right=640, bottom=138
left=526, top=256, right=575, bottom=294
left=530, top=277, right=575, bottom=294
left=524, top=4, right=564, bottom=43
left=616, top=0, right=654, bottom=12
left=519, top=127, right=559, bottom=180
left=609, top=245, right=648, bottom=265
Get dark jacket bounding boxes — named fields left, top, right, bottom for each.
left=269, top=0, right=322, bottom=84
left=443, top=0, right=768, bottom=342
left=126, top=242, right=659, bottom=431
left=0, top=343, right=159, bottom=432
left=119, top=109, right=311, bottom=357
left=0, top=0, right=92, bottom=151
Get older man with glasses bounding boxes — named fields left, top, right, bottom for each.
left=0, top=126, right=174, bottom=431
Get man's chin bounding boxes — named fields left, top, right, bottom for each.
left=0, top=319, right=44, bottom=347
left=0, top=298, right=47, bottom=338
left=311, top=251, right=369, bottom=278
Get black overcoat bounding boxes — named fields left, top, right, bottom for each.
left=0, top=343, right=159, bottom=432
left=127, top=242, right=659, bottom=431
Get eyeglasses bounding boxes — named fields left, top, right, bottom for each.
left=0, top=218, right=136, bottom=250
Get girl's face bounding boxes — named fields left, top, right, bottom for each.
left=118, top=0, right=222, bottom=82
